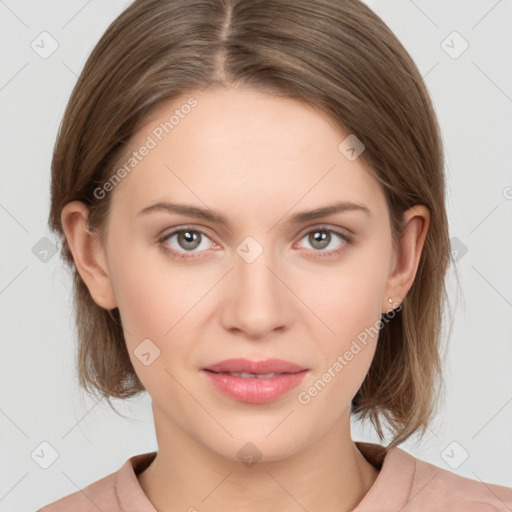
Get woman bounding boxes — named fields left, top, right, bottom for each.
left=38, top=0, right=512, bottom=510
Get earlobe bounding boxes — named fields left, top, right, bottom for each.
left=61, top=201, right=117, bottom=310
left=382, top=205, right=430, bottom=313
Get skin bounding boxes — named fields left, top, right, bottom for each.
left=61, top=86, right=429, bottom=512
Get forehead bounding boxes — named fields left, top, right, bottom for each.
left=109, top=87, right=386, bottom=220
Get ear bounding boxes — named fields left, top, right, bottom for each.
left=61, top=201, right=117, bottom=310
left=382, top=205, right=430, bottom=314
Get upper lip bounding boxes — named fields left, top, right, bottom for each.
left=202, top=358, right=307, bottom=374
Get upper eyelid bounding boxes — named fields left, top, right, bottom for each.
left=159, top=225, right=217, bottom=244
left=296, top=223, right=352, bottom=238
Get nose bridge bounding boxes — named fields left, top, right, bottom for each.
left=223, top=233, right=290, bottom=335
left=236, top=233, right=282, bottom=302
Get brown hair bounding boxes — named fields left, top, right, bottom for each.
left=48, top=0, right=455, bottom=448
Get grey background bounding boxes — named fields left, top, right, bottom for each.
left=1, top=0, right=511, bottom=510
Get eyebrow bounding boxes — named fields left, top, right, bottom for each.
left=136, top=200, right=371, bottom=229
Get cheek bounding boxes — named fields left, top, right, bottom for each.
left=111, top=265, right=167, bottom=339
left=108, top=258, right=192, bottom=395
left=295, top=265, right=384, bottom=414
left=107, top=242, right=211, bottom=383
left=299, top=245, right=390, bottom=341
left=108, top=236, right=190, bottom=336
left=293, top=237, right=391, bottom=405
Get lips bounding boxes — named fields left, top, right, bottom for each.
left=219, top=371, right=281, bottom=378
left=201, top=358, right=308, bottom=403
left=202, top=358, right=307, bottom=375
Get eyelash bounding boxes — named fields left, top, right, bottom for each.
left=157, top=225, right=353, bottom=262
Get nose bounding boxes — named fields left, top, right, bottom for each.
left=220, top=242, right=292, bottom=339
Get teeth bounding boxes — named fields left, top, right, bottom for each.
left=224, top=371, right=281, bottom=378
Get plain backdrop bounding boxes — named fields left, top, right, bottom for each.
left=1, top=1, right=511, bottom=510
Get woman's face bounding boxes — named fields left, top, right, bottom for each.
left=89, top=87, right=406, bottom=461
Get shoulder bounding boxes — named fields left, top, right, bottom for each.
left=36, top=471, right=118, bottom=512
left=36, top=451, right=157, bottom=512
left=393, top=446, right=512, bottom=511
left=355, top=442, right=512, bottom=512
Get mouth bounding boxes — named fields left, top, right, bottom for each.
left=202, top=357, right=307, bottom=374
left=204, top=370, right=288, bottom=378
left=201, top=358, right=308, bottom=404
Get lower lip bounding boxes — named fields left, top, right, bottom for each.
left=202, top=370, right=308, bottom=404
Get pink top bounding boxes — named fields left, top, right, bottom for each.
left=37, top=442, right=512, bottom=511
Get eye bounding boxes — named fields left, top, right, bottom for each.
left=158, top=225, right=353, bottom=262
left=158, top=227, right=216, bottom=261
left=296, top=227, right=352, bottom=257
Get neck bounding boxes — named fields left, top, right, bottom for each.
left=137, top=407, right=380, bottom=512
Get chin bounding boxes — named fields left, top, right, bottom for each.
left=203, top=427, right=309, bottom=465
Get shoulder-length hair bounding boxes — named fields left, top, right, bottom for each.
left=48, top=0, right=454, bottom=448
